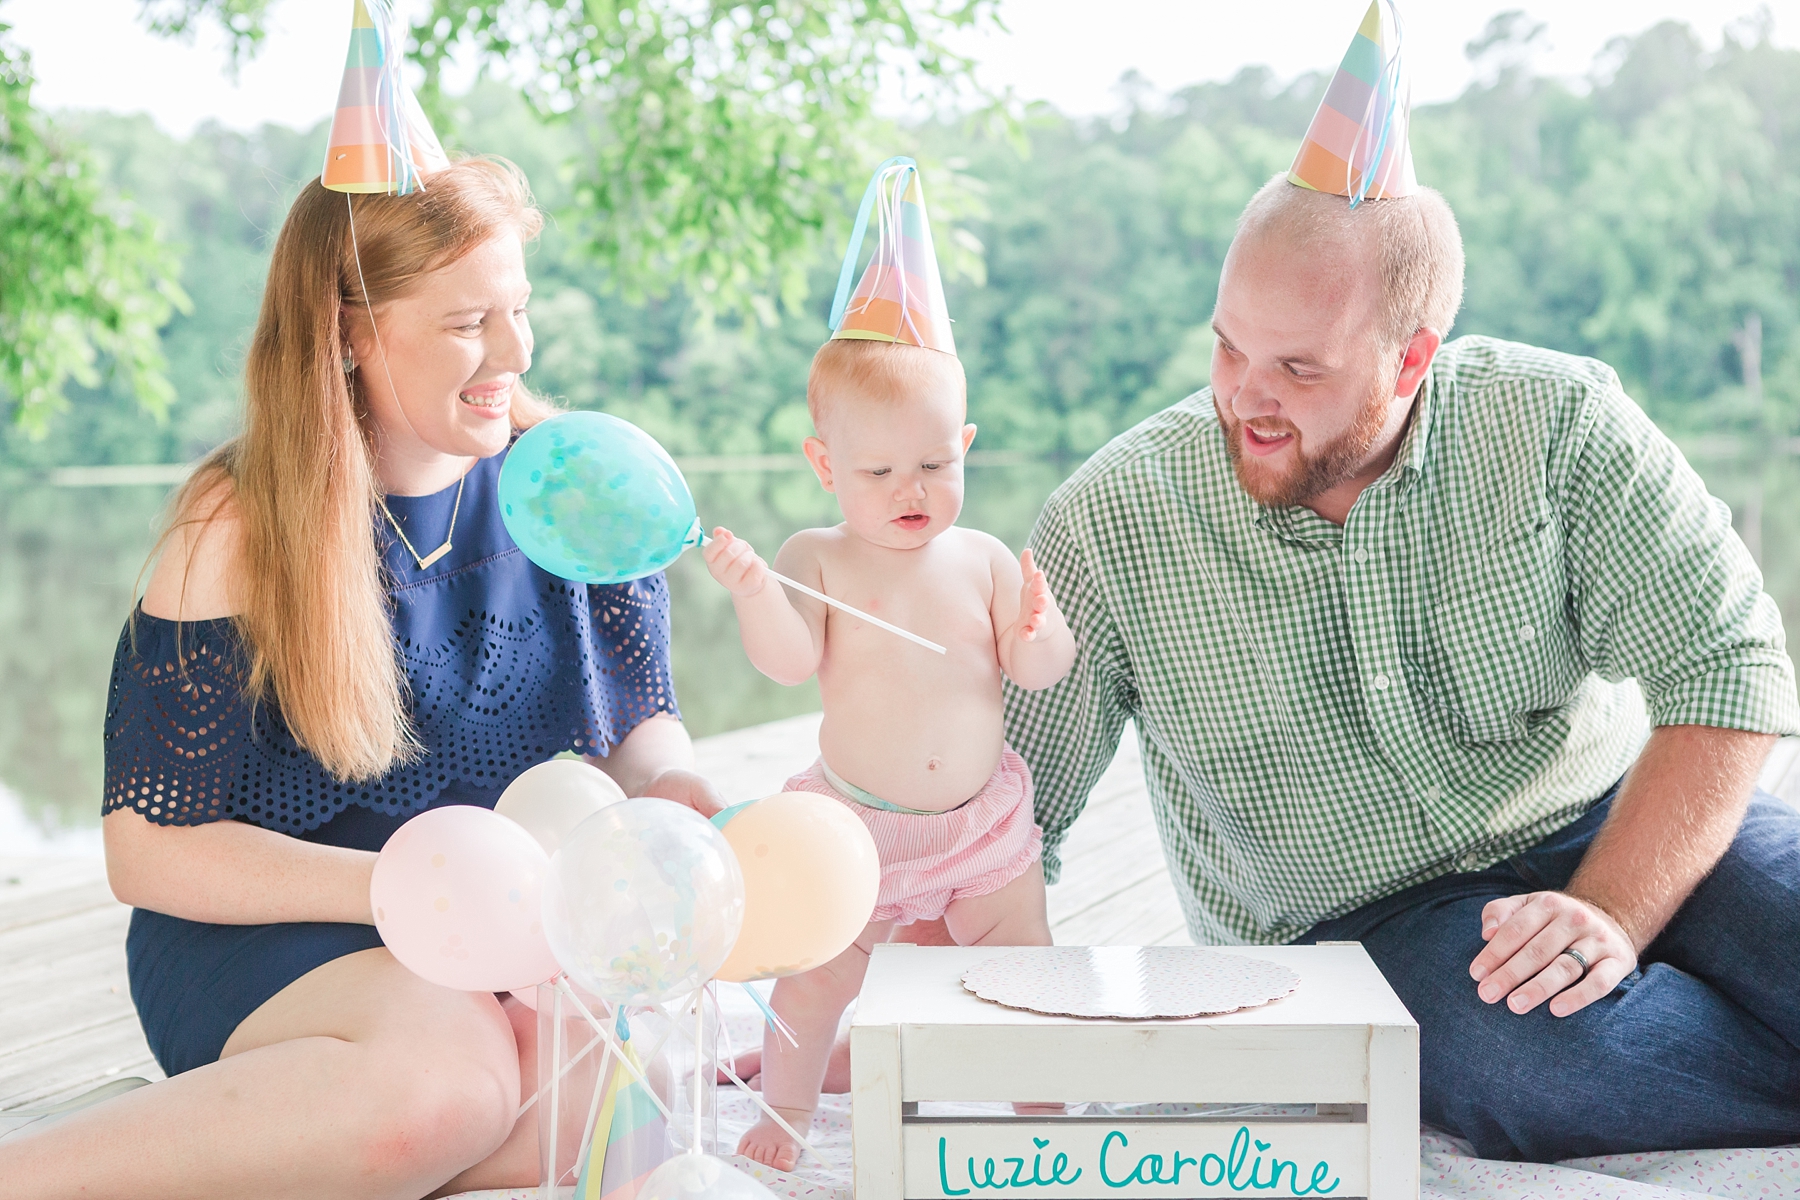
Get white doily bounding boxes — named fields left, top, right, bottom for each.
left=960, top=946, right=1301, bottom=1019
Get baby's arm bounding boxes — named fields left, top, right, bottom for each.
left=991, top=544, right=1077, bottom=691
left=702, top=527, right=825, bottom=686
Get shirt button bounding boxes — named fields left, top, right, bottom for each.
left=1457, top=852, right=1483, bottom=872
left=1519, top=624, right=1536, bottom=641
left=1424, top=785, right=1442, bottom=802
left=1373, top=673, right=1391, bottom=691
left=1352, top=547, right=1370, bottom=564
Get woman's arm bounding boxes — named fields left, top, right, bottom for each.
left=111, top=477, right=376, bottom=924
left=105, top=812, right=378, bottom=924
left=588, top=712, right=726, bottom=816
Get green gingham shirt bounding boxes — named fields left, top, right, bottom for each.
left=1006, top=336, right=1800, bottom=946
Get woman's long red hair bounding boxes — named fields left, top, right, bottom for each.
left=158, top=157, right=555, bottom=780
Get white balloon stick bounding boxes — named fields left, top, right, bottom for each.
left=767, top=567, right=947, bottom=655
left=700, top=533, right=947, bottom=655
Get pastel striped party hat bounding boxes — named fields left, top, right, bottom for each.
left=1288, top=0, right=1417, bottom=206
left=572, top=1036, right=668, bottom=1200
left=322, top=0, right=448, bottom=195
left=828, top=157, right=956, bottom=356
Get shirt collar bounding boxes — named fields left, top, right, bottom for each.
left=1386, top=356, right=1442, bottom=489
left=1249, top=355, right=1445, bottom=545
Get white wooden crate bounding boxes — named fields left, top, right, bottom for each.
left=849, top=943, right=1418, bottom=1199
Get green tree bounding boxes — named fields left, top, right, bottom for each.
left=0, top=13, right=188, bottom=435
left=141, top=0, right=1002, bottom=319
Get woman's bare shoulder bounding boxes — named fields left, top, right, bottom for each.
left=141, top=472, right=245, bottom=622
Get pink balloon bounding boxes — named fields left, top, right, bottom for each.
left=371, top=805, right=561, bottom=992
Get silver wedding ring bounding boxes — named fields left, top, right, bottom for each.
left=1559, top=946, right=1590, bottom=974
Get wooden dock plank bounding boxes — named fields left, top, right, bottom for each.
left=4, top=727, right=1794, bottom=1118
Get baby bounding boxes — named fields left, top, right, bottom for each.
left=704, top=337, right=1077, bottom=1169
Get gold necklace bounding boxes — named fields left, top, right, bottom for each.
left=381, top=472, right=465, bottom=570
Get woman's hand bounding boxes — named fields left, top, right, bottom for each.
left=636, top=767, right=727, bottom=819
left=589, top=713, right=728, bottom=818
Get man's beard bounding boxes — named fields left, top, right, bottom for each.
left=1220, top=381, right=1391, bottom=509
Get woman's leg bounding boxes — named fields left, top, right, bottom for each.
left=0, top=948, right=537, bottom=1200
left=737, top=920, right=895, bottom=1172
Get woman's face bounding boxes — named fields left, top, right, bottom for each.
left=347, top=233, right=533, bottom=489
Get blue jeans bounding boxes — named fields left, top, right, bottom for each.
left=1299, top=788, right=1800, bottom=1162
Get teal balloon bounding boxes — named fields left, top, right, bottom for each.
left=498, top=412, right=701, bottom=584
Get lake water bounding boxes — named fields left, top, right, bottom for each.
left=3, top=450, right=1793, bottom=839
left=0, top=459, right=1075, bottom=838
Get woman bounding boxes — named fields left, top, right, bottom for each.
left=2, top=157, right=718, bottom=1198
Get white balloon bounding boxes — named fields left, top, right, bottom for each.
left=638, top=1153, right=778, bottom=1199
left=495, top=758, right=626, bottom=857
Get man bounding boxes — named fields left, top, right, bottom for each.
left=1005, top=12, right=1800, bottom=1162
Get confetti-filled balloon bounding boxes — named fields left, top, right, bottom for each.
left=543, top=798, right=745, bottom=1007
left=499, top=411, right=702, bottom=585
left=371, top=805, right=560, bottom=992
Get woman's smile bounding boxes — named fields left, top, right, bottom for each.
left=457, top=377, right=513, bottom=415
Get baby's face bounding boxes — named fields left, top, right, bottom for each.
left=806, top=384, right=976, bottom=551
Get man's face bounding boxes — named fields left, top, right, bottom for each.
left=1209, top=228, right=1403, bottom=510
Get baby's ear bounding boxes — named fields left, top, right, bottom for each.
left=961, top=423, right=977, bottom=453
left=802, top=436, right=835, bottom=492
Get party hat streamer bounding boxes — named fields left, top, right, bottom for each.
left=323, top=0, right=448, bottom=195
left=1288, top=0, right=1417, bottom=206
left=828, top=156, right=956, bottom=356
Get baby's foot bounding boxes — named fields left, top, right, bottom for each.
left=736, top=1107, right=813, bottom=1172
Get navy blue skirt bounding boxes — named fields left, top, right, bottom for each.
left=126, top=783, right=495, bottom=1074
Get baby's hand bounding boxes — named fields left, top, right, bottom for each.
left=1013, top=548, right=1060, bottom=642
left=703, top=527, right=769, bottom=598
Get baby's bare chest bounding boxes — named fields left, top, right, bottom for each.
left=817, top=559, right=998, bottom=660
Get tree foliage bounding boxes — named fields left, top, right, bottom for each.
left=412, top=0, right=1000, bottom=320
left=137, top=0, right=1002, bottom=320
left=0, top=16, right=187, bottom=435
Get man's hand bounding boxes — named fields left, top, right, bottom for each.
left=1468, top=725, right=1773, bottom=1019
left=703, top=527, right=769, bottom=598
left=1470, top=890, right=1638, bottom=1017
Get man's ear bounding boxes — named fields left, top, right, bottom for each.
left=961, top=423, right=977, bottom=453
left=802, top=436, right=834, bottom=492
left=1395, top=328, right=1444, bottom=400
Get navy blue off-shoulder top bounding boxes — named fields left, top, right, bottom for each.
left=102, top=446, right=679, bottom=838
left=103, top=446, right=683, bottom=1077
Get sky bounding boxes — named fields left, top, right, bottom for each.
left=7, top=0, right=1798, bottom=137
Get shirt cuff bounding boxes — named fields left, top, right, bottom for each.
left=1646, top=656, right=1800, bottom=735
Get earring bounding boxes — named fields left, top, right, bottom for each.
left=342, top=354, right=356, bottom=375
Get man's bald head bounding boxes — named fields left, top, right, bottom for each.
left=1228, top=174, right=1465, bottom=354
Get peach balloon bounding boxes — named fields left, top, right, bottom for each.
left=371, top=805, right=561, bottom=992
left=713, top=791, right=881, bottom=982
left=495, top=758, right=628, bottom=857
